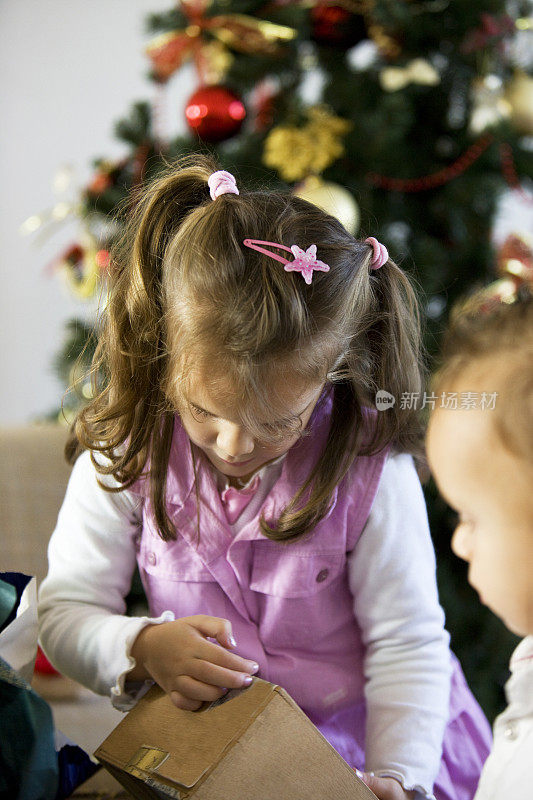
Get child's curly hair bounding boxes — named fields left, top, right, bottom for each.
left=68, top=153, right=427, bottom=543
left=430, top=288, right=533, bottom=462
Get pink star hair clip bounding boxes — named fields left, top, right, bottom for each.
left=242, top=239, right=330, bottom=285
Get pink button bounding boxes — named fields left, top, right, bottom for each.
left=316, top=569, right=329, bottom=583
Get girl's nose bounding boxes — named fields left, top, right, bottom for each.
left=216, top=422, right=254, bottom=460
left=451, top=524, right=472, bottom=563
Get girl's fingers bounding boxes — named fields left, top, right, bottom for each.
left=186, top=614, right=236, bottom=648
left=184, top=615, right=260, bottom=675
left=190, top=657, right=255, bottom=690
left=170, top=691, right=203, bottom=711
left=197, top=637, right=259, bottom=676
left=173, top=674, right=228, bottom=703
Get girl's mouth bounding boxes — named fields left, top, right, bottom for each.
left=220, top=456, right=254, bottom=467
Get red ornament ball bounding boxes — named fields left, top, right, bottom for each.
left=310, top=4, right=367, bottom=48
left=185, top=85, right=246, bottom=143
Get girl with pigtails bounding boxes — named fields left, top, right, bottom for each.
left=39, top=155, right=491, bottom=800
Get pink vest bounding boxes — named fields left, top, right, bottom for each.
left=133, top=397, right=493, bottom=792
left=134, top=398, right=385, bottom=758
left=133, top=396, right=494, bottom=794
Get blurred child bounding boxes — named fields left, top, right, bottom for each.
left=39, top=155, right=492, bottom=800
left=427, top=290, right=533, bottom=800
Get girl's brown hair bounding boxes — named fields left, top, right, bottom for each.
left=430, top=288, right=533, bottom=462
left=68, top=153, right=426, bottom=543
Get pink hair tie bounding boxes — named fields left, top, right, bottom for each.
left=243, top=239, right=329, bottom=285
left=208, top=170, right=239, bottom=201
left=365, top=237, right=389, bottom=270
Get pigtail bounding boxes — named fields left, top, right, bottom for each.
left=362, top=252, right=427, bottom=461
left=69, top=154, right=220, bottom=541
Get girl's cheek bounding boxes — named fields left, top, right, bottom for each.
left=184, top=418, right=215, bottom=448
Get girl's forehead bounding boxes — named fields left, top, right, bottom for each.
left=183, top=366, right=322, bottom=417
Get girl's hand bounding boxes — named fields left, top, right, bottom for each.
left=129, top=615, right=259, bottom=710
left=358, top=773, right=415, bottom=800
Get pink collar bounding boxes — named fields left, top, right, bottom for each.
left=220, top=475, right=261, bottom=524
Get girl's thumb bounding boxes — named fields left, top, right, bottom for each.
left=354, top=769, right=377, bottom=793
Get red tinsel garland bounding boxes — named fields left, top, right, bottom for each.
left=499, top=142, right=533, bottom=205
left=365, top=135, right=531, bottom=199
left=365, top=134, right=494, bottom=192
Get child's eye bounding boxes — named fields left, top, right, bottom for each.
left=257, top=419, right=308, bottom=444
left=189, top=403, right=213, bottom=421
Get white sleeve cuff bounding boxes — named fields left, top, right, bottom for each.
left=375, top=771, right=436, bottom=800
left=110, top=609, right=175, bottom=710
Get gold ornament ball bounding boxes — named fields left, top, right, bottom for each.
left=294, top=176, right=359, bottom=235
left=505, top=71, right=533, bottom=135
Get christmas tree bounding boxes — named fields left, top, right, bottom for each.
left=25, top=0, right=532, bottom=722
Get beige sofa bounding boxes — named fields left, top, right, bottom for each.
left=1, top=423, right=72, bottom=584
left=1, top=423, right=126, bottom=781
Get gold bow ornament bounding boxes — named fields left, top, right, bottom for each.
left=380, top=58, right=440, bottom=92
left=146, top=3, right=297, bottom=84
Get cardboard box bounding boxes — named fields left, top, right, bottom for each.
left=95, top=677, right=377, bottom=799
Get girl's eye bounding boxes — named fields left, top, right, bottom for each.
left=257, top=420, right=308, bottom=444
left=189, top=404, right=213, bottom=421
left=260, top=423, right=288, bottom=438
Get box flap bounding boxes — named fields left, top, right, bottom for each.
left=95, top=678, right=276, bottom=790
left=192, top=691, right=378, bottom=799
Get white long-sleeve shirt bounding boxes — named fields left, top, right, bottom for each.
left=38, top=449, right=452, bottom=798
left=473, top=636, right=533, bottom=800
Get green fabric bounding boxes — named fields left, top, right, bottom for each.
left=0, top=579, right=17, bottom=629
left=0, top=578, right=58, bottom=800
